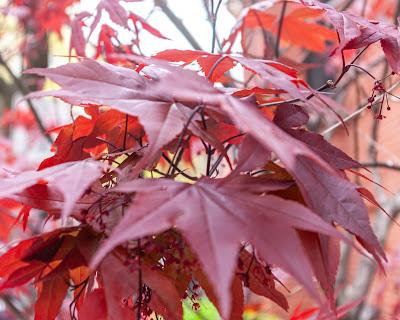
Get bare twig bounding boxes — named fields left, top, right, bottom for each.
left=252, top=10, right=272, bottom=59
left=209, top=144, right=232, bottom=176
left=207, top=55, right=227, bottom=80
left=341, top=0, right=355, bottom=11
left=394, top=0, right=400, bottom=25
left=258, top=82, right=331, bottom=108
left=321, top=81, right=400, bottom=137
left=162, top=154, right=198, bottom=181
left=168, top=105, right=202, bottom=176
left=1, top=294, right=28, bottom=320
left=211, top=0, right=223, bottom=53
left=338, top=194, right=400, bottom=319
left=136, top=239, right=142, bottom=320
left=123, top=114, right=129, bottom=150
left=339, top=63, right=394, bottom=320
left=360, top=162, right=400, bottom=172
left=259, top=47, right=372, bottom=108
left=155, top=0, right=203, bottom=51
left=275, top=1, right=287, bottom=58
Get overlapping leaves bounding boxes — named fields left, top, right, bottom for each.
left=14, top=54, right=385, bottom=317
left=0, top=0, right=394, bottom=318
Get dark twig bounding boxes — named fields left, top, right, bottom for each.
left=1, top=294, right=28, bottom=320
left=347, top=64, right=376, bottom=80
left=168, top=105, right=202, bottom=175
left=123, top=114, right=129, bottom=150
left=251, top=10, right=272, bottom=59
left=341, top=0, right=355, bottom=11
left=360, top=162, right=400, bottom=172
left=259, top=82, right=330, bottom=107
left=207, top=55, right=226, bottom=81
left=206, top=144, right=213, bottom=176
left=394, top=0, right=400, bottom=25
left=321, top=80, right=400, bottom=136
left=333, top=45, right=371, bottom=86
left=275, top=1, right=287, bottom=58
left=211, top=0, right=223, bottom=53
left=259, top=47, right=372, bottom=108
left=162, top=154, right=198, bottom=181
left=0, top=54, right=52, bottom=143
left=155, top=0, right=203, bottom=51
left=209, top=144, right=232, bottom=177
left=137, top=239, right=143, bottom=320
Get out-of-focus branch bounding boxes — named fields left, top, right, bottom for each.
left=339, top=64, right=396, bottom=320
left=336, top=78, right=367, bottom=288
left=394, top=0, right=400, bottom=25
left=155, top=0, right=203, bottom=51
left=0, top=54, right=52, bottom=143
left=338, top=194, right=400, bottom=319
left=211, top=0, right=223, bottom=53
left=360, top=162, right=400, bottom=172
left=341, top=0, right=355, bottom=11
left=275, top=1, right=287, bottom=58
left=1, top=293, right=28, bottom=320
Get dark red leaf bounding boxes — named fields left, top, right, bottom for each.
left=92, top=177, right=343, bottom=318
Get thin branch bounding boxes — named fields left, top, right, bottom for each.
left=321, top=81, right=400, bottom=137
left=360, top=162, right=400, bottom=172
left=211, top=0, right=223, bottom=53
left=252, top=10, right=272, bottom=59
left=209, top=144, right=232, bottom=177
left=162, top=154, right=198, bottom=181
left=333, top=45, right=371, bottom=86
left=337, top=194, right=400, bottom=319
left=168, top=105, right=202, bottom=175
left=337, top=77, right=366, bottom=287
left=258, top=48, right=373, bottom=108
left=339, top=64, right=393, bottom=320
left=155, top=0, right=203, bottom=51
left=1, top=294, right=28, bottom=320
left=361, top=0, right=368, bottom=16
left=347, top=64, right=376, bottom=80
left=136, top=239, right=143, bottom=320
left=207, top=55, right=227, bottom=80
left=275, top=1, right=287, bottom=58
left=206, top=144, right=213, bottom=176
left=394, top=0, right=400, bottom=25
left=0, top=54, right=53, bottom=143
left=341, top=0, right=355, bottom=11
left=123, top=114, right=129, bottom=150
left=258, top=81, right=331, bottom=107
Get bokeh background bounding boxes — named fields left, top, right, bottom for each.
left=0, top=0, right=399, bottom=319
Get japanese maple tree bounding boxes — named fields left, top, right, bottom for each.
left=0, top=0, right=399, bottom=319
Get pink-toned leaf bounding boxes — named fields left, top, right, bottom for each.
left=301, top=0, right=400, bottom=72
left=0, top=160, right=103, bottom=220
left=238, top=249, right=288, bottom=311
left=92, top=176, right=344, bottom=318
left=144, top=264, right=183, bottom=320
left=69, top=12, right=90, bottom=57
left=221, top=97, right=385, bottom=265
left=100, top=254, right=137, bottom=320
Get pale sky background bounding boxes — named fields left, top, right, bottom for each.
left=6, top=0, right=241, bottom=163
left=78, top=0, right=237, bottom=56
